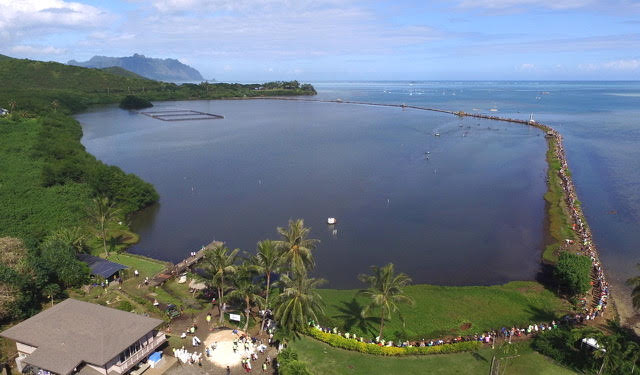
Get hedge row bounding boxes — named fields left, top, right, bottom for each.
left=306, top=328, right=482, bottom=355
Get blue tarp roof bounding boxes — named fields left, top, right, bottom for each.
left=77, top=254, right=128, bottom=279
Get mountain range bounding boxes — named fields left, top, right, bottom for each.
left=68, top=53, right=204, bottom=82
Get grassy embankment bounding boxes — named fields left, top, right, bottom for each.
left=542, top=136, right=576, bottom=263
left=289, top=336, right=577, bottom=375
left=316, top=281, right=570, bottom=341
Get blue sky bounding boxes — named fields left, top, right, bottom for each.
left=1, top=0, right=639, bottom=81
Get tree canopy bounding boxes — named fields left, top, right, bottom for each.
left=554, top=252, right=592, bottom=296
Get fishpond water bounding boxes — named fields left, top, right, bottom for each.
left=78, top=97, right=547, bottom=288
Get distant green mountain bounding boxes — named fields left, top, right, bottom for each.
left=0, top=55, right=315, bottom=114
left=68, top=53, right=204, bottom=82
left=100, top=66, right=146, bottom=79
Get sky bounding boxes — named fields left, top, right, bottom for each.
left=1, top=0, right=640, bottom=81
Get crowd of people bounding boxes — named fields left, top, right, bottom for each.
left=308, top=318, right=565, bottom=349
left=545, top=127, right=610, bottom=318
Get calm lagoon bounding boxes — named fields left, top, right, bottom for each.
left=78, top=98, right=547, bottom=288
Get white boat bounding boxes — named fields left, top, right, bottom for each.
left=327, top=217, right=337, bottom=225
left=489, top=108, right=498, bottom=112
left=434, top=132, right=440, bottom=136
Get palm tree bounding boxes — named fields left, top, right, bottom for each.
left=624, top=341, right=640, bottom=374
left=275, top=219, right=319, bottom=275
left=201, top=245, right=239, bottom=323
left=358, top=263, right=414, bottom=340
left=88, top=197, right=120, bottom=257
left=45, top=226, right=88, bottom=254
left=227, top=265, right=265, bottom=331
left=250, top=240, right=282, bottom=331
left=626, top=263, right=640, bottom=310
left=593, top=334, right=622, bottom=375
left=274, top=273, right=325, bottom=334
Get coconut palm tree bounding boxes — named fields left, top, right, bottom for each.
left=275, top=219, right=319, bottom=275
left=250, top=240, right=282, bottom=331
left=88, top=197, right=120, bottom=257
left=626, top=263, right=640, bottom=310
left=593, top=334, right=622, bottom=375
left=228, top=265, right=265, bottom=331
left=358, top=263, right=414, bottom=340
left=274, top=273, right=325, bottom=334
left=624, top=341, right=640, bottom=374
left=45, top=226, right=88, bottom=254
left=201, top=245, right=239, bottom=323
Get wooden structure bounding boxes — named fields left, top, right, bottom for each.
left=147, top=240, right=222, bottom=287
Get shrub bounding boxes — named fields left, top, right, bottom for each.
left=277, top=348, right=312, bottom=375
left=280, top=360, right=312, bottom=375
left=117, top=300, right=134, bottom=312
left=119, top=95, right=153, bottom=109
left=306, top=327, right=482, bottom=356
left=554, top=252, right=592, bottom=295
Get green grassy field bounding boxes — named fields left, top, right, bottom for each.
left=543, top=137, right=575, bottom=263
left=289, top=336, right=576, bottom=375
left=318, top=281, right=571, bottom=341
left=106, top=253, right=168, bottom=278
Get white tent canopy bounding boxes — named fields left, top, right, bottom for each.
left=582, top=337, right=606, bottom=352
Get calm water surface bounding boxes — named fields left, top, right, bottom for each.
left=78, top=97, right=547, bottom=288
left=312, top=81, right=640, bottom=322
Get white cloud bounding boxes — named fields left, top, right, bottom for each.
left=517, top=63, right=536, bottom=70
left=579, top=59, right=640, bottom=71
left=602, top=59, right=640, bottom=70
left=0, top=0, right=109, bottom=39
left=10, top=45, right=66, bottom=55
left=456, top=0, right=593, bottom=10
left=152, top=0, right=347, bottom=13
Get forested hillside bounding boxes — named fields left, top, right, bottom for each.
left=0, top=54, right=316, bottom=323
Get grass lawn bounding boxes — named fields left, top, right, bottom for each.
left=107, top=253, right=168, bottom=278
left=289, top=336, right=576, bottom=375
left=318, top=281, right=571, bottom=341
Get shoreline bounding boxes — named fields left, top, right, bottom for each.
left=103, top=96, right=625, bottom=334
left=234, top=97, right=615, bottom=320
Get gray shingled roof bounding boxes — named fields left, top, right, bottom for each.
left=0, top=299, right=162, bottom=375
left=77, top=254, right=127, bottom=279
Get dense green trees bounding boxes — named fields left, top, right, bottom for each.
left=358, top=263, right=415, bottom=339
left=554, top=252, right=592, bottom=296
left=0, top=237, right=89, bottom=323
left=532, top=322, right=640, bottom=374
left=119, top=95, right=153, bottom=109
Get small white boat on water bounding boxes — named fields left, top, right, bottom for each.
left=434, top=132, right=440, bottom=136
left=489, top=108, right=498, bottom=112
left=327, top=217, right=337, bottom=225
